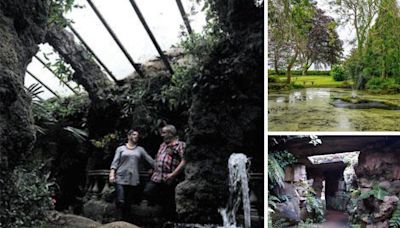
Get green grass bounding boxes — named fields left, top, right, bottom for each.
left=269, top=75, right=352, bottom=88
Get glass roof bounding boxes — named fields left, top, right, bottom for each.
left=25, top=0, right=206, bottom=99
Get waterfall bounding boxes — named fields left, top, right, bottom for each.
left=219, top=153, right=251, bottom=228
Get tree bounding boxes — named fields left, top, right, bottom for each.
left=268, top=0, right=315, bottom=83
left=328, top=0, right=380, bottom=57
left=299, top=8, right=343, bottom=75
left=364, top=0, right=400, bottom=79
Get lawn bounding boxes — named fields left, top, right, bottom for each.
left=270, top=75, right=352, bottom=88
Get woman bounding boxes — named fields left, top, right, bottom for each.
left=109, top=129, right=154, bottom=222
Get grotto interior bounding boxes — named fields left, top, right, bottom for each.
left=269, top=136, right=400, bottom=227
left=0, top=0, right=264, bottom=227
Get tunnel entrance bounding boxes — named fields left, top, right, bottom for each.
left=306, top=151, right=360, bottom=224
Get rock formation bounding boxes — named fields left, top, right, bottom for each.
left=0, top=0, right=48, bottom=223
left=175, top=0, right=264, bottom=223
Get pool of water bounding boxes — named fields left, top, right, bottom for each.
left=268, top=88, right=400, bottom=131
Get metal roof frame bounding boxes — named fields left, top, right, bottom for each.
left=29, top=0, right=194, bottom=99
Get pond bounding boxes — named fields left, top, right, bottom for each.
left=268, top=88, right=400, bottom=131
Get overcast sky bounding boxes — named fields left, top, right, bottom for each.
left=25, top=0, right=206, bottom=99
left=316, top=0, right=355, bottom=56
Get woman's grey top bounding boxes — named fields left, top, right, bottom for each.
left=110, top=145, right=155, bottom=186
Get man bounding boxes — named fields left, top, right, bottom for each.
left=109, top=129, right=154, bottom=222
left=144, top=124, right=186, bottom=220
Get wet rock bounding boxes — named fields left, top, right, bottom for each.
left=100, top=221, right=139, bottom=228
left=373, top=195, right=399, bottom=221
left=45, top=211, right=101, bottom=227
left=271, top=183, right=301, bottom=225
left=359, top=178, right=374, bottom=188
left=0, top=0, right=48, bottom=169
left=365, top=220, right=389, bottom=228
left=388, top=180, right=400, bottom=194
left=0, top=0, right=48, bottom=222
left=378, top=181, right=391, bottom=190
left=83, top=199, right=118, bottom=223
left=272, top=200, right=301, bottom=225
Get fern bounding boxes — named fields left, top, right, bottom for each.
left=358, top=185, right=388, bottom=201
left=390, top=200, right=400, bottom=228
left=305, top=187, right=325, bottom=223
left=268, top=156, right=285, bottom=188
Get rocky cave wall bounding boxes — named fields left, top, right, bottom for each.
left=175, top=0, right=264, bottom=223
left=0, top=0, right=48, bottom=169
left=0, top=0, right=49, bottom=223
left=354, top=149, right=400, bottom=226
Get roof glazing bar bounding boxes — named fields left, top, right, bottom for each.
left=175, top=0, right=193, bottom=35
left=34, top=55, right=79, bottom=95
left=86, top=0, right=144, bottom=77
left=128, top=0, right=174, bottom=75
left=26, top=70, right=61, bottom=99
left=67, top=24, right=118, bottom=83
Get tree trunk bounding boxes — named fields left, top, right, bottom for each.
left=286, top=50, right=299, bottom=84
left=274, top=52, right=280, bottom=75
left=302, top=62, right=311, bottom=76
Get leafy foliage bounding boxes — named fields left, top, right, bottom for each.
left=161, top=20, right=223, bottom=112
left=268, top=151, right=297, bottom=190
left=358, top=185, right=388, bottom=201
left=299, top=8, right=343, bottom=75
left=161, top=65, right=197, bottom=111
left=0, top=162, right=55, bottom=227
left=270, top=150, right=297, bottom=168
left=268, top=156, right=285, bottom=189
left=48, top=0, right=83, bottom=26
left=390, top=200, right=400, bottom=228
left=42, top=52, right=77, bottom=87
left=305, top=187, right=325, bottom=223
left=268, top=0, right=316, bottom=83
left=268, top=69, right=331, bottom=76
left=363, top=0, right=400, bottom=79
left=331, top=64, right=347, bottom=81
left=366, top=77, right=400, bottom=94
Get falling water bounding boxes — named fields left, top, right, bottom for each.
left=219, top=153, right=251, bottom=228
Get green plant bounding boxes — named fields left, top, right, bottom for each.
left=390, top=200, right=400, bottom=227
left=270, top=150, right=297, bottom=168
left=366, top=77, right=400, bottom=94
left=331, top=64, right=347, bottom=81
left=161, top=65, right=197, bottom=111
left=305, top=187, right=325, bottom=223
left=0, top=162, right=55, bottom=227
left=268, top=69, right=331, bottom=76
left=42, top=52, right=76, bottom=86
left=358, top=185, right=388, bottom=201
left=48, top=0, right=84, bottom=26
left=268, top=156, right=285, bottom=189
left=299, top=218, right=315, bottom=227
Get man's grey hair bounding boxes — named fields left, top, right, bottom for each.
left=163, top=125, right=177, bottom=136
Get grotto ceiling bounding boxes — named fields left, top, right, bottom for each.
left=271, top=136, right=400, bottom=164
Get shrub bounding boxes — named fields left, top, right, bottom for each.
left=268, top=76, right=279, bottom=83
left=331, top=65, right=347, bottom=81
left=366, top=77, right=400, bottom=94
left=267, top=69, right=330, bottom=76
left=305, top=187, right=325, bottom=223
left=0, top=162, right=55, bottom=227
